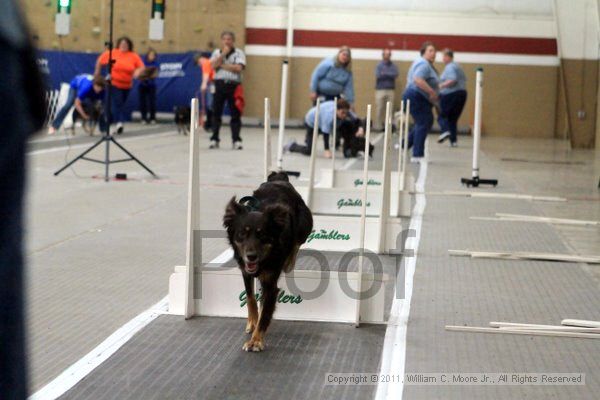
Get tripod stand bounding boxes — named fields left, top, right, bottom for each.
left=54, top=0, right=157, bottom=181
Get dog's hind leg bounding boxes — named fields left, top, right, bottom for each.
left=242, top=274, right=258, bottom=335
left=243, top=280, right=278, bottom=352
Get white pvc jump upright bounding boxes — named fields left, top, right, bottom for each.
left=169, top=97, right=390, bottom=325
left=184, top=98, right=201, bottom=319
left=301, top=100, right=414, bottom=218
left=298, top=102, right=403, bottom=254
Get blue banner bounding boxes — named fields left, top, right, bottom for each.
left=37, top=50, right=203, bottom=119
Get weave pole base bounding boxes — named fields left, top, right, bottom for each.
left=461, top=176, right=498, bottom=188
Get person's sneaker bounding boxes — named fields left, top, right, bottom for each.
left=356, top=151, right=365, bottom=159
left=141, top=120, right=148, bottom=125
left=450, top=142, right=458, bottom=148
left=410, top=156, right=424, bottom=163
left=209, top=140, right=219, bottom=149
left=150, top=119, right=157, bottom=125
left=116, top=122, right=124, bottom=134
left=47, top=126, right=57, bottom=135
left=283, top=139, right=297, bottom=153
left=233, top=141, right=243, bottom=150
left=323, top=149, right=332, bottom=159
left=438, top=131, right=451, bottom=143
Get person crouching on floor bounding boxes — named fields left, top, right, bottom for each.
left=284, top=98, right=351, bottom=158
left=338, top=111, right=374, bottom=158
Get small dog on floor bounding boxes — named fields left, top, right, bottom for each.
left=223, top=171, right=313, bottom=352
left=174, top=105, right=191, bottom=135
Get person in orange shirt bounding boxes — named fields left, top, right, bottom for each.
left=94, top=36, right=145, bottom=134
left=197, top=51, right=215, bottom=130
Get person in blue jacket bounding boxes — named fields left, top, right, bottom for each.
left=402, top=41, right=440, bottom=161
left=138, top=48, right=159, bottom=124
left=437, top=48, right=467, bottom=147
left=285, top=98, right=351, bottom=158
left=48, top=74, right=107, bottom=135
left=309, top=46, right=354, bottom=105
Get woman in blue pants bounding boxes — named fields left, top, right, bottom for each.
left=402, top=41, right=439, bottom=161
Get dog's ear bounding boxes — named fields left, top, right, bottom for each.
left=223, top=196, right=246, bottom=228
left=264, top=204, right=291, bottom=231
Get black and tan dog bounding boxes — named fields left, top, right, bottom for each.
left=223, top=172, right=313, bottom=352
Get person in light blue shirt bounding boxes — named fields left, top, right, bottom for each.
left=437, top=49, right=467, bottom=146
left=285, top=99, right=351, bottom=158
left=402, top=41, right=440, bottom=160
left=309, top=46, right=354, bottom=105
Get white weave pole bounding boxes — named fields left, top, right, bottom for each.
left=355, top=104, right=372, bottom=327
left=399, top=100, right=410, bottom=192
left=276, top=61, right=289, bottom=171
left=377, top=102, right=392, bottom=254
left=184, top=98, right=201, bottom=319
left=461, top=68, right=497, bottom=187
left=397, top=100, right=405, bottom=191
left=472, top=69, right=483, bottom=179
left=264, top=98, right=272, bottom=181
left=306, top=98, right=320, bottom=208
left=331, top=97, right=338, bottom=174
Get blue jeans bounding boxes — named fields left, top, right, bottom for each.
left=107, top=86, right=130, bottom=124
left=438, top=90, right=467, bottom=143
left=51, top=87, right=77, bottom=129
left=403, top=88, right=433, bottom=157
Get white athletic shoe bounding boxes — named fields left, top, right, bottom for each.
left=438, top=131, right=451, bottom=143
left=356, top=151, right=365, bottom=159
left=410, top=156, right=424, bottom=163
left=450, top=142, right=458, bottom=148
left=209, top=140, right=219, bottom=149
left=116, top=122, right=124, bottom=134
left=233, top=141, right=243, bottom=150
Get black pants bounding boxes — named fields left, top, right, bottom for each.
left=289, top=125, right=330, bottom=156
left=438, top=90, right=467, bottom=143
left=138, top=84, right=156, bottom=122
left=211, top=80, right=242, bottom=142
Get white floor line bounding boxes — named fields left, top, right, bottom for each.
left=375, top=141, right=429, bottom=400
left=29, top=247, right=231, bottom=400
left=28, top=296, right=168, bottom=400
left=27, top=131, right=179, bottom=156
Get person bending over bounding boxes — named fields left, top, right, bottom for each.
left=48, top=74, right=107, bottom=135
left=309, top=46, right=354, bottom=105
left=285, top=99, right=351, bottom=158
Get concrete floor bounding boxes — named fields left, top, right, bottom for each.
left=25, top=123, right=600, bottom=398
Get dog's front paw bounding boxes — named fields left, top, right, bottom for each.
left=242, top=337, right=265, bottom=352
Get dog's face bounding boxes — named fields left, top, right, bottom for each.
left=223, top=197, right=289, bottom=275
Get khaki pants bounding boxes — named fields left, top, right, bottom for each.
left=375, top=89, right=395, bottom=131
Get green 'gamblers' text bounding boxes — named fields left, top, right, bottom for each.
left=337, top=198, right=371, bottom=209
left=354, top=178, right=381, bottom=187
left=239, top=289, right=302, bottom=307
left=307, top=229, right=351, bottom=242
